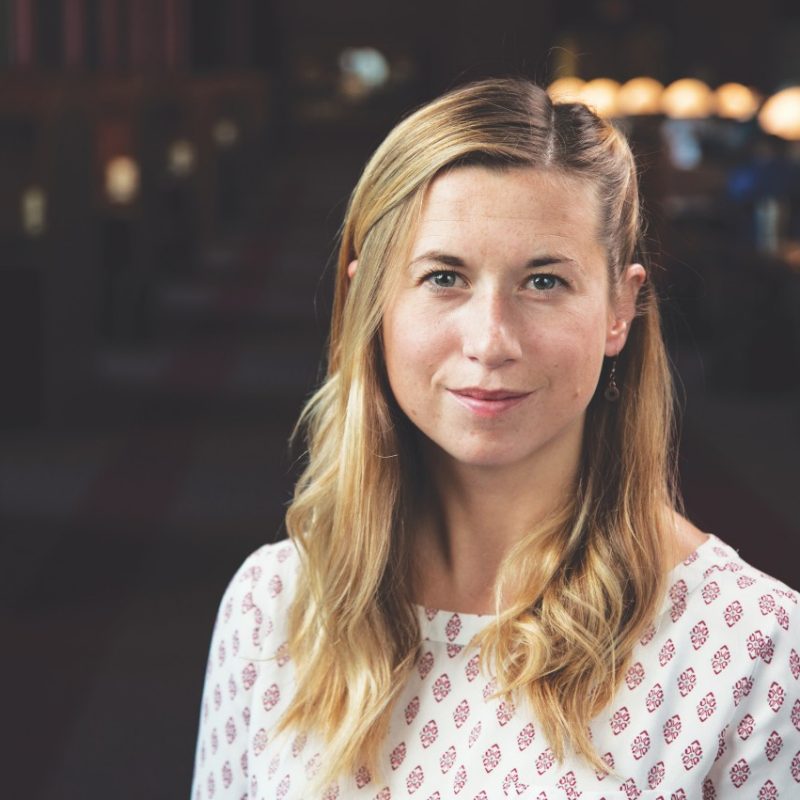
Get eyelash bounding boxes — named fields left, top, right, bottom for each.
left=421, top=270, right=461, bottom=290
left=420, top=269, right=567, bottom=292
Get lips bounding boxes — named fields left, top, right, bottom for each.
left=451, top=388, right=528, bottom=401
left=448, top=387, right=531, bottom=417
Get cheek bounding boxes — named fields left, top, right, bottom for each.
left=384, top=304, right=450, bottom=381
left=537, top=315, right=607, bottom=388
left=383, top=316, right=426, bottom=415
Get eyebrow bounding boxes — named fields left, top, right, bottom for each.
left=409, top=250, right=580, bottom=270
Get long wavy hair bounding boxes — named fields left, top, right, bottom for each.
left=278, top=78, right=678, bottom=786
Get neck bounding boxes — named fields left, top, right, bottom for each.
left=411, top=436, right=581, bottom=614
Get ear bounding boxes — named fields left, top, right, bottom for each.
left=605, top=263, right=646, bottom=356
left=347, top=259, right=358, bottom=280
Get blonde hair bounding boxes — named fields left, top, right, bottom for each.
left=279, top=78, right=677, bottom=786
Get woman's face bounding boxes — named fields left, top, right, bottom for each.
left=381, top=165, right=641, bottom=475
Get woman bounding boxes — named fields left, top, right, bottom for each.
left=191, top=79, right=799, bottom=799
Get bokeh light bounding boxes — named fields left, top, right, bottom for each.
left=213, top=119, right=240, bottom=148
left=21, top=185, right=47, bottom=237
left=579, top=78, right=621, bottom=118
left=168, top=139, right=196, bottom=177
left=662, top=78, right=715, bottom=119
left=758, top=87, right=800, bottom=140
left=339, top=47, right=390, bottom=99
left=547, top=76, right=585, bottom=103
left=715, top=83, right=760, bottom=121
left=105, top=156, right=140, bottom=205
left=618, top=77, right=664, bottom=116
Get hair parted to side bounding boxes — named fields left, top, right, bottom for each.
left=279, top=77, right=678, bottom=788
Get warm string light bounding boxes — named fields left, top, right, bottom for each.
left=579, top=78, right=621, bottom=118
left=548, top=75, right=799, bottom=137
left=618, top=78, right=663, bottom=116
left=661, top=79, right=715, bottom=119
left=547, top=76, right=585, bottom=103
left=758, top=87, right=800, bottom=141
left=715, top=83, right=760, bottom=121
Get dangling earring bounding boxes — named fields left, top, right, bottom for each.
left=604, top=358, right=620, bottom=402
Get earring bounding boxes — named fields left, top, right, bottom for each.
left=604, top=358, right=620, bottom=402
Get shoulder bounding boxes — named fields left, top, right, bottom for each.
left=672, top=540, right=800, bottom=791
left=192, top=541, right=300, bottom=798
left=211, top=539, right=300, bottom=660
left=220, top=538, right=299, bottom=604
left=676, top=535, right=798, bottom=615
left=665, top=534, right=800, bottom=669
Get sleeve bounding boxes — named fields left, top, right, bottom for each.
left=702, top=587, right=800, bottom=798
left=190, top=546, right=274, bottom=800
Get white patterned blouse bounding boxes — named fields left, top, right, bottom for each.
left=191, top=535, right=800, bottom=799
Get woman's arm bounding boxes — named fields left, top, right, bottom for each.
left=190, top=546, right=277, bottom=800
left=702, top=586, right=800, bottom=796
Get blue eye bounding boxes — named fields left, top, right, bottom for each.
left=425, top=271, right=459, bottom=288
left=530, top=274, right=559, bottom=291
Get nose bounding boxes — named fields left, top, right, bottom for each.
left=461, top=289, right=522, bottom=368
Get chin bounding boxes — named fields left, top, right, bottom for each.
left=439, top=443, right=527, bottom=470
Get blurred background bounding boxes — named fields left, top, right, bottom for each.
left=0, top=1, right=798, bottom=797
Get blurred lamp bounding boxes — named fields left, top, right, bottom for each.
left=579, top=78, right=621, bottom=118
left=105, top=156, right=139, bottom=204
left=22, top=186, right=46, bottom=237
left=213, top=119, right=240, bottom=148
left=662, top=78, right=714, bottom=119
left=339, top=47, right=390, bottom=96
left=618, top=77, right=664, bottom=115
left=715, top=83, right=760, bottom=121
left=168, top=139, right=196, bottom=177
left=547, top=76, right=585, bottom=103
left=758, top=87, right=800, bottom=140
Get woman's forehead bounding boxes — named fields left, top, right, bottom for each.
left=411, top=166, right=604, bottom=254
left=423, top=165, right=597, bottom=212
